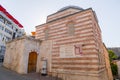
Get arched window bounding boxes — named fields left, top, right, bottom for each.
left=67, top=21, right=75, bottom=36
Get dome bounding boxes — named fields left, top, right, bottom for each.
left=58, top=5, right=84, bottom=12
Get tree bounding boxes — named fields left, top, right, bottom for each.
left=108, top=50, right=118, bottom=62
left=108, top=50, right=118, bottom=76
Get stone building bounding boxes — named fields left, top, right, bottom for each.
left=3, top=6, right=113, bottom=80
left=3, top=36, right=41, bottom=73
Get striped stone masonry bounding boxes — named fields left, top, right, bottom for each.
left=36, top=7, right=113, bottom=80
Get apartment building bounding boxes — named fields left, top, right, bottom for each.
left=0, top=5, right=24, bottom=57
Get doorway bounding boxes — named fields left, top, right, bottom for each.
left=28, top=52, right=37, bottom=73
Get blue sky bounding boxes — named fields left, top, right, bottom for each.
left=0, top=0, right=120, bottom=47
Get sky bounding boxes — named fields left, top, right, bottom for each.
left=0, top=0, right=120, bottom=47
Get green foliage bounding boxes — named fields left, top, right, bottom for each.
left=111, top=63, right=118, bottom=75
left=108, top=50, right=118, bottom=62
left=108, top=50, right=118, bottom=76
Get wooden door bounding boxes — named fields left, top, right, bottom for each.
left=28, top=52, right=37, bottom=73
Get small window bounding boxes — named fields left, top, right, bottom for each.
left=0, top=15, right=4, bottom=23
left=6, top=20, right=13, bottom=29
left=67, top=21, right=75, bottom=36
left=5, top=28, right=12, bottom=35
left=5, top=36, right=11, bottom=41
left=0, top=25, right=4, bottom=30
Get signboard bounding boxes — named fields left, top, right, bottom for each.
left=60, top=45, right=75, bottom=58
left=60, top=44, right=82, bottom=58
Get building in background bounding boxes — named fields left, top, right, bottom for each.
left=0, top=5, right=24, bottom=59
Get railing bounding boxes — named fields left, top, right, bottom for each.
left=6, top=23, right=13, bottom=29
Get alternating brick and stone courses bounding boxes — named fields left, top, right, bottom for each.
left=3, top=6, right=113, bottom=80
left=35, top=6, right=112, bottom=80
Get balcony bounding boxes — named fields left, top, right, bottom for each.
left=6, top=23, right=13, bottom=29
left=0, top=18, right=4, bottom=23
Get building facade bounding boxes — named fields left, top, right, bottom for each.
left=0, top=5, right=24, bottom=57
left=35, top=6, right=113, bottom=80
left=3, top=6, right=113, bottom=80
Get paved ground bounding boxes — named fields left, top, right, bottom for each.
left=0, top=63, right=59, bottom=80
left=0, top=63, right=39, bottom=80
left=0, top=63, right=2, bottom=66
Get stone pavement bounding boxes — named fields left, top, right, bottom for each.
left=0, top=63, right=61, bottom=80
left=0, top=63, right=36, bottom=80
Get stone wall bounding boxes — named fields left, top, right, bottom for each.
left=3, top=37, right=25, bottom=73
left=3, top=36, right=41, bottom=74
left=102, top=44, right=113, bottom=80
left=117, top=61, right=120, bottom=78
left=37, top=40, right=52, bottom=73
left=36, top=7, right=112, bottom=80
